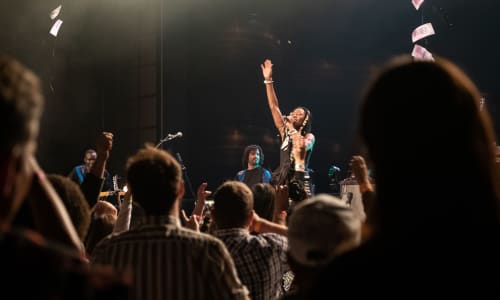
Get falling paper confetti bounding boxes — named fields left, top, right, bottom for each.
left=49, top=19, right=63, bottom=37
left=411, top=44, right=434, bottom=61
left=412, top=0, right=424, bottom=11
left=411, top=22, right=435, bottom=42
left=50, top=5, right=62, bottom=20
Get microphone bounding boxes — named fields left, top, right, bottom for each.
left=168, top=131, right=183, bottom=139
left=156, top=131, right=183, bottom=148
left=328, top=165, right=341, bottom=178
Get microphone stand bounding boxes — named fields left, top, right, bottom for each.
left=175, top=152, right=196, bottom=200
left=155, top=134, right=177, bottom=148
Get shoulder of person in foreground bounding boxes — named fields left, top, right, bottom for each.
left=0, top=228, right=130, bottom=299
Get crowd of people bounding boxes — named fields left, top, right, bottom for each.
left=1, top=53, right=499, bottom=300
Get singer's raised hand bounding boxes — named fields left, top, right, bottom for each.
left=262, top=58, right=286, bottom=136
left=261, top=59, right=273, bottom=80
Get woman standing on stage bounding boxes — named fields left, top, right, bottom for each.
left=261, top=59, right=315, bottom=189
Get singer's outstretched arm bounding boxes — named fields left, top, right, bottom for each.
left=261, top=59, right=287, bottom=139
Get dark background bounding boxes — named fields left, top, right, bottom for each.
left=1, top=0, right=499, bottom=196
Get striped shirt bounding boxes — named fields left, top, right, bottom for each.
left=91, top=214, right=249, bottom=300
left=214, top=228, right=289, bottom=300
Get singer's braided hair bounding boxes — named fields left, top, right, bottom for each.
left=296, top=106, right=312, bottom=136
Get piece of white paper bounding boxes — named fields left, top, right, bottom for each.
left=412, top=22, right=435, bottom=43
left=411, top=44, right=434, bottom=62
left=412, top=0, right=424, bottom=10
left=50, top=5, right=62, bottom=20
left=49, top=19, right=63, bottom=37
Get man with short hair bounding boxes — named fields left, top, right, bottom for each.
left=212, top=181, right=289, bottom=300
left=91, top=146, right=249, bottom=300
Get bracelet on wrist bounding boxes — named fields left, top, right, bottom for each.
left=263, top=79, right=274, bottom=84
left=294, top=164, right=305, bottom=171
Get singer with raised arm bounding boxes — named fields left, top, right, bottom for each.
left=261, top=59, right=315, bottom=188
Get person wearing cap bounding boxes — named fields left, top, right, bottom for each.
left=284, top=194, right=361, bottom=299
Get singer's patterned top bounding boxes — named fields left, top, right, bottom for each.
left=272, top=127, right=312, bottom=187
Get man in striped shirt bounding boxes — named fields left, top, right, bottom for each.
left=91, top=146, right=249, bottom=300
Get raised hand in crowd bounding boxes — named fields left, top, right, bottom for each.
left=91, top=131, right=114, bottom=179
left=273, top=185, right=289, bottom=225
left=193, top=182, right=211, bottom=216
left=350, top=155, right=373, bottom=193
left=113, top=190, right=132, bottom=234
left=250, top=209, right=288, bottom=236
left=181, top=210, right=200, bottom=232
left=350, top=155, right=375, bottom=240
left=182, top=182, right=211, bottom=232
left=81, top=131, right=114, bottom=207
